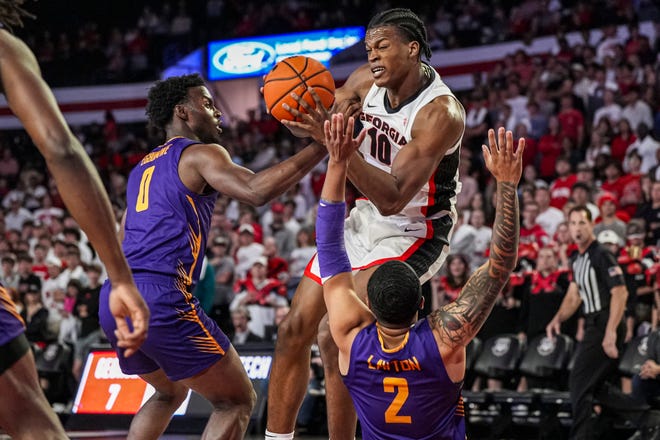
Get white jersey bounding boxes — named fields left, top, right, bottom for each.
left=358, top=64, right=464, bottom=228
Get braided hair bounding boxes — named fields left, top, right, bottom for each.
left=0, top=0, right=34, bottom=32
left=145, top=73, right=205, bottom=131
left=367, top=8, right=432, bottom=60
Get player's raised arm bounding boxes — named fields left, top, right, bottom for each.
left=0, top=29, right=148, bottom=355
left=316, top=114, right=370, bottom=358
left=429, top=128, right=524, bottom=349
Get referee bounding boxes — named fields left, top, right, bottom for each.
left=546, top=206, right=628, bottom=440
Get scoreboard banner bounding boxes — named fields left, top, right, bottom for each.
left=72, top=346, right=274, bottom=419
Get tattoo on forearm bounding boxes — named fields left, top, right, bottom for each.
left=429, top=181, right=519, bottom=347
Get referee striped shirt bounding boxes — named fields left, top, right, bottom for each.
left=570, top=241, right=625, bottom=315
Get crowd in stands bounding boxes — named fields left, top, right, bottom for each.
left=11, top=0, right=660, bottom=87
left=0, top=0, right=659, bottom=426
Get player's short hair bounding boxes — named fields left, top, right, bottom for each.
left=0, top=0, right=34, bottom=32
left=367, top=260, right=422, bottom=327
left=145, top=73, right=205, bottom=132
left=367, top=8, right=432, bottom=60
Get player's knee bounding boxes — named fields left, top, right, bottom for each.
left=210, top=386, right=256, bottom=418
left=276, top=310, right=317, bottom=349
left=155, top=382, right=188, bottom=408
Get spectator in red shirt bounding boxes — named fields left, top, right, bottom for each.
left=601, top=159, right=628, bottom=200
left=431, top=254, right=470, bottom=309
left=537, top=115, right=564, bottom=180
left=520, top=201, right=550, bottom=263
left=611, top=118, right=637, bottom=162
left=550, top=156, right=577, bottom=209
left=558, top=93, right=585, bottom=148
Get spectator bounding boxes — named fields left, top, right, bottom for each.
left=31, top=244, right=49, bottom=281
left=431, top=254, right=470, bottom=309
left=234, top=223, right=264, bottom=278
left=537, top=115, right=564, bottom=180
left=263, top=304, right=291, bottom=343
left=208, top=235, right=235, bottom=335
left=619, top=221, right=656, bottom=336
left=515, top=245, right=576, bottom=356
left=262, top=236, right=289, bottom=285
left=21, top=285, right=50, bottom=346
left=16, top=253, right=41, bottom=298
left=0, top=254, right=19, bottom=292
left=71, top=264, right=103, bottom=379
left=5, top=193, right=33, bottom=231
left=230, top=306, right=263, bottom=346
left=33, top=194, right=64, bottom=228
left=557, top=93, right=585, bottom=148
left=525, top=100, right=549, bottom=141
left=632, top=328, right=660, bottom=406
left=594, top=192, right=628, bottom=240
left=630, top=123, right=660, bottom=173
left=550, top=156, right=578, bottom=209
left=571, top=182, right=600, bottom=220
left=622, top=87, right=653, bottom=137
left=611, top=118, right=637, bottom=163
left=463, top=90, right=490, bottom=154
left=42, top=258, right=66, bottom=306
left=535, top=185, right=565, bottom=236
left=584, top=131, right=612, bottom=168
left=287, top=226, right=316, bottom=300
left=552, top=220, right=578, bottom=269
left=61, top=226, right=93, bottom=265
left=230, top=256, right=288, bottom=339
left=265, top=201, right=297, bottom=260
left=520, top=200, right=550, bottom=254
left=456, top=151, right=479, bottom=212
left=59, top=245, right=88, bottom=287
left=635, top=180, right=660, bottom=247
left=0, top=146, right=19, bottom=183
left=593, top=88, right=622, bottom=129
left=467, top=208, right=492, bottom=271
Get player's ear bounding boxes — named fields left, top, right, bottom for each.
left=418, top=295, right=425, bottom=311
left=174, top=103, right=188, bottom=121
left=408, top=41, right=419, bottom=59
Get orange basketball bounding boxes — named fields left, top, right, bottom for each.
left=263, top=56, right=335, bottom=122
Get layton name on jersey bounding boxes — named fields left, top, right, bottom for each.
left=359, top=112, right=408, bottom=146
left=366, top=354, right=422, bottom=372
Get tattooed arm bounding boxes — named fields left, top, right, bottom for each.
left=429, top=128, right=524, bottom=378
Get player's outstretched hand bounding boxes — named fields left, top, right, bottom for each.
left=281, top=88, right=331, bottom=143
left=482, top=127, right=525, bottom=185
left=324, top=113, right=366, bottom=165
left=109, top=282, right=149, bottom=357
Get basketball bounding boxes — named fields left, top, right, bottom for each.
left=263, top=56, right=335, bottom=122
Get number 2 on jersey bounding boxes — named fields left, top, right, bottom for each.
left=136, top=165, right=155, bottom=212
left=383, top=377, right=412, bottom=424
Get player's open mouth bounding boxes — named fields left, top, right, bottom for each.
left=372, top=67, right=384, bottom=77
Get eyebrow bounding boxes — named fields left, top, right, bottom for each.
left=365, top=36, right=389, bottom=48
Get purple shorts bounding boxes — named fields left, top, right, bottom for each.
left=0, top=287, right=25, bottom=347
left=99, top=274, right=231, bottom=381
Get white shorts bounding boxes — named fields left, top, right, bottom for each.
left=306, top=199, right=454, bottom=285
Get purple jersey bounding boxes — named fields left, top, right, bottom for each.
left=342, top=319, right=465, bottom=440
left=0, top=286, right=25, bottom=346
left=123, top=137, right=217, bottom=287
